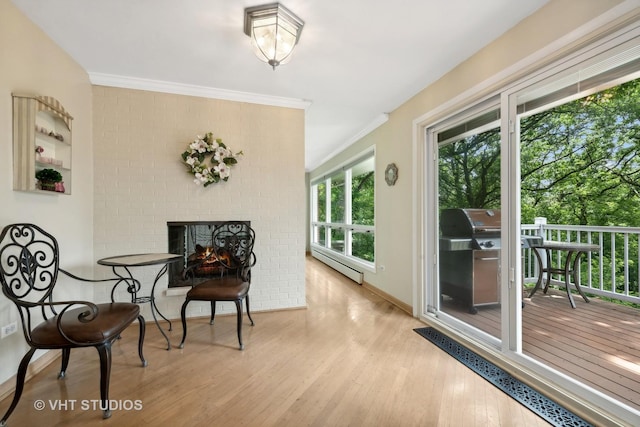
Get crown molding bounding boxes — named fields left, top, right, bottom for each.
left=344, top=113, right=389, bottom=146
left=89, top=73, right=312, bottom=110
left=308, top=113, right=389, bottom=171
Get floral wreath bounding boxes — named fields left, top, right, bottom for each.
left=181, top=132, right=243, bottom=186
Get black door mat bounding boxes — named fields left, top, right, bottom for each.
left=414, top=327, right=593, bottom=427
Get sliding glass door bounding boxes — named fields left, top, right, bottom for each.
left=434, top=101, right=504, bottom=342
left=424, top=26, right=640, bottom=421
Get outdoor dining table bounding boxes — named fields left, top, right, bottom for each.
left=528, top=241, right=600, bottom=309
left=98, top=253, right=181, bottom=350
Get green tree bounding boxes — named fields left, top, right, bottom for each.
left=438, top=127, right=501, bottom=210
left=520, top=79, right=640, bottom=226
left=352, top=170, right=374, bottom=261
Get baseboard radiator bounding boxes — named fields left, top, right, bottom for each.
left=311, top=250, right=364, bottom=284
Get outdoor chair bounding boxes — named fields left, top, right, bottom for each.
left=179, top=221, right=256, bottom=350
left=0, top=223, right=146, bottom=424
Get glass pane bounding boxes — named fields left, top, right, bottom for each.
left=330, top=227, right=344, bottom=253
left=438, top=111, right=502, bottom=341
left=351, top=157, right=375, bottom=226
left=317, top=225, right=326, bottom=246
left=352, top=231, right=374, bottom=262
left=330, top=173, right=345, bottom=223
left=317, top=182, right=326, bottom=222
left=519, top=77, right=640, bottom=409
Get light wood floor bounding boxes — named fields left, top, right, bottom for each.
left=0, top=257, right=549, bottom=426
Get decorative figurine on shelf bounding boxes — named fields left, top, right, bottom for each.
left=35, top=145, right=44, bottom=161
left=35, top=168, right=63, bottom=192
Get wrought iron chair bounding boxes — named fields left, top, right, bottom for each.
left=179, top=221, right=256, bottom=350
left=0, top=223, right=146, bottom=424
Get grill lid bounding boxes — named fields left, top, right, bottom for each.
left=440, top=208, right=501, bottom=237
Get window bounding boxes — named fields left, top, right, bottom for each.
left=311, top=151, right=375, bottom=265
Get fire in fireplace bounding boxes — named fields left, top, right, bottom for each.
left=185, top=244, right=231, bottom=277
left=167, top=221, right=250, bottom=288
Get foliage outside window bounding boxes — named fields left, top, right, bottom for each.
left=438, top=114, right=501, bottom=211
left=317, top=182, right=326, bottom=222
left=331, top=172, right=345, bottom=224
left=312, top=153, right=375, bottom=264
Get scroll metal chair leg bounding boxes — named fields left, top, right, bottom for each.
left=59, top=348, right=71, bottom=379
left=1, top=348, right=36, bottom=426
left=235, top=299, right=244, bottom=350
left=179, top=299, right=189, bottom=349
left=209, top=301, right=216, bottom=325
left=137, top=315, right=147, bottom=367
left=245, top=295, right=255, bottom=326
left=96, top=343, right=112, bottom=419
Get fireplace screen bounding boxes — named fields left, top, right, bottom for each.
left=167, top=221, right=250, bottom=287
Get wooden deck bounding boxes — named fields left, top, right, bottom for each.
left=444, top=288, right=640, bottom=412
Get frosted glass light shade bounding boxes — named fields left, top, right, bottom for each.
left=244, top=3, right=304, bottom=70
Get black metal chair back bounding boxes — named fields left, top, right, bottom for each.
left=212, top=221, right=256, bottom=280
left=0, top=223, right=62, bottom=345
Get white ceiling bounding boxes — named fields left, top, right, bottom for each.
left=11, top=0, right=549, bottom=170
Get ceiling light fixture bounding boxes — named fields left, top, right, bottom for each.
left=243, top=3, right=304, bottom=70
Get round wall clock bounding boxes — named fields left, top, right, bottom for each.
left=385, top=163, right=398, bottom=186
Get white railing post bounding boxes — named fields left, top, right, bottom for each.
left=534, top=217, right=547, bottom=237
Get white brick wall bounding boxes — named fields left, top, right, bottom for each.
left=92, top=87, right=306, bottom=321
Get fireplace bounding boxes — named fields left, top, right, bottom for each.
left=167, top=221, right=250, bottom=288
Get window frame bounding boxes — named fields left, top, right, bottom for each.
left=310, top=149, right=375, bottom=271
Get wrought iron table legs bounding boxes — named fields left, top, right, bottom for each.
left=529, top=247, right=590, bottom=309
left=110, top=265, right=172, bottom=350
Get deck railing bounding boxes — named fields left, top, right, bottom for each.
left=521, top=219, right=640, bottom=305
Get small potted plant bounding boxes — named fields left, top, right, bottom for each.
left=35, top=168, right=63, bottom=192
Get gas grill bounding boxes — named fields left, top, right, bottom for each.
left=439, top=208, right=501, bottom=314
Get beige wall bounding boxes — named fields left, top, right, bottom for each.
left=91, top=87, right=307, bottom=321
left=308, top=0, right=633, bottom=306
left=0, top=0, right=94, bottom=386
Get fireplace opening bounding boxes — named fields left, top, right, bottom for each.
left=167, top=221, right=250, bottom=288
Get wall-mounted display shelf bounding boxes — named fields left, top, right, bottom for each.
left=12, top=93, right=73, bottom=195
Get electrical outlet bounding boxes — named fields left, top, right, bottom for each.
left=1, top=321, right=18, bottom=339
